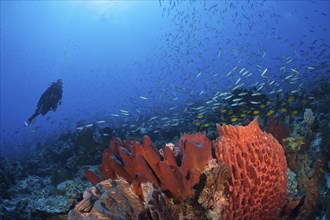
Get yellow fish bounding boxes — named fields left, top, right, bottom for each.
left=301, top=99, right=308, bottom=104
left=220, top=109, right=227, bottom=113
left=280, top=108, right=287, bottom=113
left=266, top=109, right=275, bottom=116
left=240, top=113, right=246, bottom=117
left=266, top=100, right=272, bottom=105
left=260, top=104, right=266, bottom=109
left=231, top=117, right=238, bottom=122
left=197, top=115, right=204, bottom=119
left=204, top=123, right=210, bottom=127
left=288, top=96, right=295, bottom=102
left=195, top=121, right=201, bottom=126
left=292, top=110, right=298, bottom=115
left=253, top=110, right=260, bottom=115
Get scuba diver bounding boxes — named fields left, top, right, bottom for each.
left=25, top=79, right=63, bottom=126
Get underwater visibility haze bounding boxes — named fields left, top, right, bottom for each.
left=0, top=1, right=329, bottom=219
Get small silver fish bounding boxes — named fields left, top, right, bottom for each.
left=291, top=68, right=299, bottom=74
left=242, top=70, right=249, bottom=76
left=224, top=95, right=233, bottom=100
left=220, top=92, right=230, bottom=96
left=256, top=85, right=264, bottom=91
left=235, top=77, right=241, bottom=85
left=232, top=98, right=242, bottom=102
left=232, top=83, right=244, bottom=90
left=261, top=68, right=268, bottom=76
left=149, top=116, right=159, bottom=122
left=250, top=101, right=261, bottom=104
left=285, top=74, right=294, bottom=80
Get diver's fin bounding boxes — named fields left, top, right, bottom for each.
left=24, top=121, right=30, bottom=126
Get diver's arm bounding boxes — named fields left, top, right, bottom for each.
left=58, top=92, right=62, bottom=105
left=56, top=88, right=62, bottom=108
left=51, top=93, right=62, bottom=111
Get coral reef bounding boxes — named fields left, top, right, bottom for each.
left=287, top=168, right=299, bottom=199
left=280, top=111, right=327, bottom=219
left=197, top=160, right=231, bottom=217
left=304, top=108, right=315, bottom=129
left=0, top=129, right=106, bottom=219
left=138, top=182, right=173, bottom=220
left=296, top=171, right=320, bottom=220
left=215, top=119, right=288, bottom=219
left=283, top=134, right=307, bottom=174
left=0, top=176, right=71, bottom=220
left=85, top=133, right=213, bottom=202
left=79, top=120, right=289, bottom=219
left=69, top=178, right=172, bottom=220
left=266, top=116, right=290, bottom=143
left=7, top=113, right=330, bottom=219
left=316, top=115, right=330, bottom=219
left=284, top=134, right=305, bottom=151
left=319, top=115, right=330, bottom=163
left=68, top=178, right=145, bottom=220
left=0, top=157, right=17, bottom=199
left=280, top=197, right=301, bottom=219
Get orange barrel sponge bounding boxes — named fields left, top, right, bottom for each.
left=215, top=119, right=288, bottom=220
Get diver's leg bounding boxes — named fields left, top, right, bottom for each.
left=25, top=112, right=39, bottom=126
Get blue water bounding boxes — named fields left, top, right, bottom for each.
left=1, top=1, right=329, bottom=157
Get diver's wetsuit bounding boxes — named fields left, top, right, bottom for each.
left=26, top=79, right=63, bottom=126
